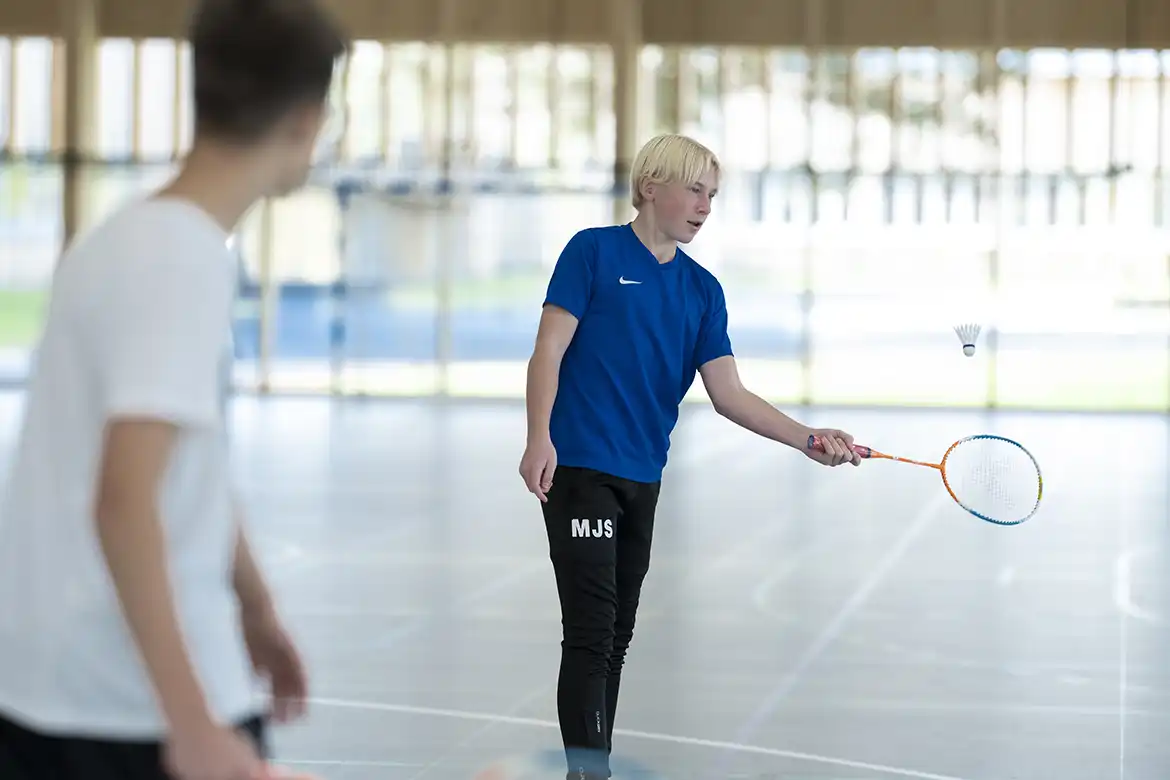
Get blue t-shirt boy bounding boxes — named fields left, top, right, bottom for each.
left=543, top=222, right=733, bottom=484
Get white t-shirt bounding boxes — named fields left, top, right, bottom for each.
left=0, top=197, right=262, bottom=738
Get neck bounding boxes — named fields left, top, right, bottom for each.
left=156, top=140, right=268, bottom=233
left=630, top=212, right=677, bottom=264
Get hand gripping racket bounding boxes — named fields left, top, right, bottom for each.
left=807, top=433, right=1043, bottom=526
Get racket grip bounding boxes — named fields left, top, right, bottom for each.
left=807, top=434, right=872, bottom=459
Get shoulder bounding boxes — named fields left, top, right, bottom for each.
left=678, top=250, right=725, bottom=297
left=61, top=201, right=237, bottom=334
left=78, top=198, right=234, bottom=286
left=556, top=224, right=631, bottom=273
left=561, top=224, right=626, bottom=253
left=572, top=224, right=628, bottom=241
left=121, top=198, right=230, bottom=255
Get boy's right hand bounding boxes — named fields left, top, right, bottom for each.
left=163, top=722, right=267, bottom=780
left=520, top=436, right=557, bottom=502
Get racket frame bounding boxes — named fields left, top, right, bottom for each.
left=807, top=433, right=1043, bottom=526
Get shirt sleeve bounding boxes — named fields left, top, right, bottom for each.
left=542, top=229, right=597, bottom=320
left=96, top=244, right=234, bottom=430
left=694, top=276, right=734, bottom=368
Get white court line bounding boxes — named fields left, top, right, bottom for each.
left=1118, top=522, right=1130, bottom=780
left=258, top=474, right=542, bottom=575
left=705, top=467, right=865, bottom=577
left=738, top=493, right=949, bottom=739
left=404, top=684, right=555, bottom=780
left=271, top=430, right=807, bottom=655
left=1114, top=547, right=1162, bottom=625
left=283, top=759, right=427, bottom=768
left=305, top=696, right=974, bottom=780
left=1119, top=602, right=1128, bottom=780
left=355, top=559, right=550, bottom=652
left=750, top=524, right=868, bottom=615
left=1115, top=457, right=1136, bottom=780
left=262, top=422, right=751, bottom=575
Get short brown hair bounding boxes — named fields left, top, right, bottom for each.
left=188, top=0, right=349, bottom=142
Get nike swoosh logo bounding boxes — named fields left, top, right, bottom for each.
left=619, top=277, right=642, bottom=285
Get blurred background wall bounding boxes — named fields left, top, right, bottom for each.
left=1, top=0, right=1168, bottom=410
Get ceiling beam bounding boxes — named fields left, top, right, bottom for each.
left=9, top=0, right=1168, bottom=48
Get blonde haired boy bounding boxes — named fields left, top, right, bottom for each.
left=519, top=134, right=860, bottom=779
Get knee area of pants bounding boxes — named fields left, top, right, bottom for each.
left=562, top=624, right=615, bottom=647
left=561, top=634, right=615, bottom=657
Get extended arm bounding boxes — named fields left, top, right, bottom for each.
left=699, top=356, right=860, bottom=465
left=698, top=356, right=811, bottom=449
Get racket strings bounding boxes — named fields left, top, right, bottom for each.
left=942, top=437, right=1041, bottom=524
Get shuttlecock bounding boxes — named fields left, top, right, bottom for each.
left=954, top=323, right=981, bottom=357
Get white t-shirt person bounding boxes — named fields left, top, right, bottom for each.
left=0, top=196, right=262, bottom=738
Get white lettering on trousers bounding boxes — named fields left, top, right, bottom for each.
left=571, top=518, right=613, bottom=538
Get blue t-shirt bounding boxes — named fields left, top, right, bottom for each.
left=543, top=223, right=734, bottom=483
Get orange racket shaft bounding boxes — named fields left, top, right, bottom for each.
left=807, top=434, right=941, bottom=471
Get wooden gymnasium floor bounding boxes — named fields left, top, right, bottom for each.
left=1, top=391, right=1167, bottom=779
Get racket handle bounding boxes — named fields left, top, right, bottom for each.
left=807, top=434, right=873, bottom=459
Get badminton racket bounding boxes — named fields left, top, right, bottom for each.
left=807, top=433, right=1043, bottom=526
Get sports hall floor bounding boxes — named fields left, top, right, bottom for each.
left=1, top=391, right=1167, bottom=780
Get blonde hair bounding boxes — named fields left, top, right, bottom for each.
left=630, top=134, right=720, bottom=209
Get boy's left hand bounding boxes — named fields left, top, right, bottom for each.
left=243, top=610, right=308, bottom=723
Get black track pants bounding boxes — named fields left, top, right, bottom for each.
left=0, top=710, right=268, bottom=780
left=541, top=465, right=660, bottom=779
